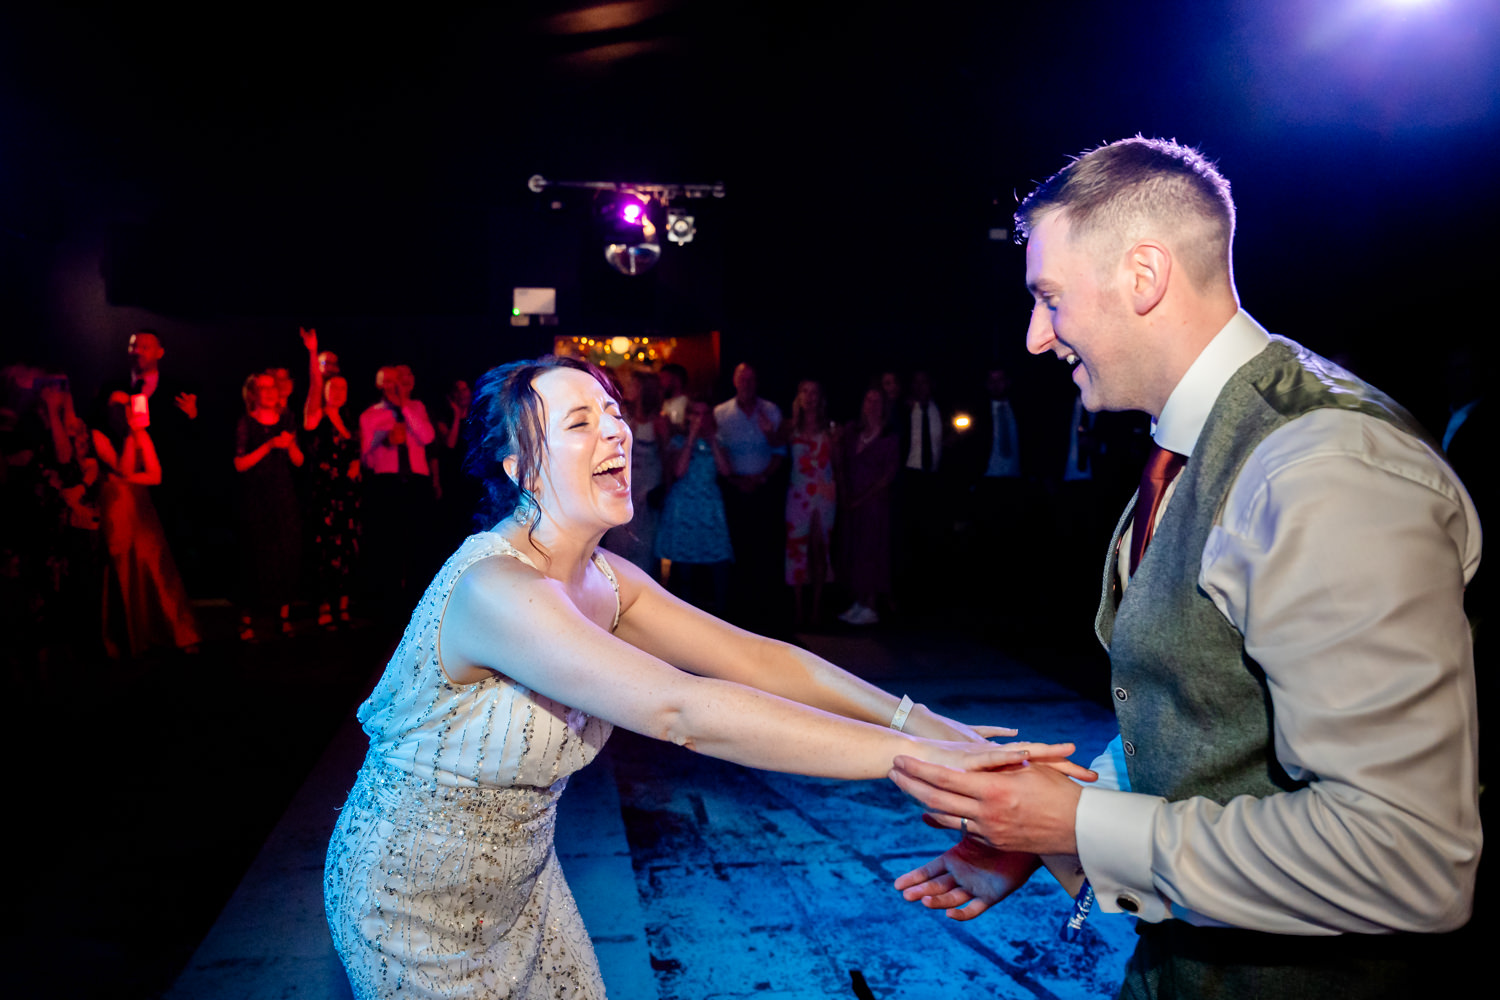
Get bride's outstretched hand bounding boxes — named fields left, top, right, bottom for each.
left=974, top=742, right=1097, bottom=782
left=940, top=741, right=1097, bottom=782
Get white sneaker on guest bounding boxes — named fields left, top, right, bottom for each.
left=846, top=605, right=879, bottom=626
left=838, top=602, right=868, bottom=624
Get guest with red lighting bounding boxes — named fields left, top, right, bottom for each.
left=101, top=330, right=204, bottom=588
left=301, top=329, right=360, bottom=629
left=358, top=364, right=435, bottom=613
left=234, top=370, right=304, bottom=639
left=432, top=376, right=481, bottom=549
left=324, top=354, right=1093, bottom=1000
left=92, top=381, right=201, bottom=656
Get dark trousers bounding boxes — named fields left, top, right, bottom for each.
left=361, top=473, right=435, bottom=618
left=893, top=468, right=948, bottom=617
left=719, top=475, right=785, bottom=633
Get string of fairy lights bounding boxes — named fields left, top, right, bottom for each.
left=554, top=335, right=679, bottom=368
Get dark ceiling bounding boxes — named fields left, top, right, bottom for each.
left=3, top=1, right=1498, bottom=388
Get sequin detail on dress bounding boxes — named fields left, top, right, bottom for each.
left=325, top=532, right=617, bottom=998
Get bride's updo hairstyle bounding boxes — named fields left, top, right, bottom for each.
left=465, top=355, right=621, bottom=532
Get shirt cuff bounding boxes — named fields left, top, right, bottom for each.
left=1076, top=786, right=1169, bottom=922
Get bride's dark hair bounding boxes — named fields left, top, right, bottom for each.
left=464, top=356, right=621, bottom=534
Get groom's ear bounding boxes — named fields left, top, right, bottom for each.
left=1127, top=240, right=1170, bottom=316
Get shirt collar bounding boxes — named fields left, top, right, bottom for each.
left=1153, top=309, right=1270, bottom=457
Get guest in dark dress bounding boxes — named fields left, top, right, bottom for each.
left=301, top=329, right=361, bottom=629
left=432, top=377, right=481, bottom=550
left=835, top=388, right=899, bottom=626
left=234, top=370, right=304, bottom=640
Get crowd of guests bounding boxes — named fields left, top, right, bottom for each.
left=0, top=328, right=482, bottom=669
left=28, top=328, right=1485, bottom=667
left=4, top=325, right=1489, bottom=672
left=602, top=359, right=1155, bottom=639
left=0, top=323, right=1201, bottom=676
left=1, top=329, right=1167, bottom=671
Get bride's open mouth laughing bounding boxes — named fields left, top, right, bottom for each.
left=592, top=454, right=630, bottom=496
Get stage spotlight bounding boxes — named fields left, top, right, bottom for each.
left=598, top=190, right=660, bottom=275
left=666, top=207, right=696, bottom=245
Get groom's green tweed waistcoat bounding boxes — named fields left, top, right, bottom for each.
left=1095, top=336, right=1426, bottom=806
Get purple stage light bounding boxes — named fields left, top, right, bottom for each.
left=621, top=201, right=645, bottom=224
left=1229, top=0, right=1496, bottom=132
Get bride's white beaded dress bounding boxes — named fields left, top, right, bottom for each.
left=325, top=532, right=616, bottom=999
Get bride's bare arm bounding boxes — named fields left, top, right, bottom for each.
left=607, top=554, right=999, bottom=743
left=437, top=555, right=1073, bottom=781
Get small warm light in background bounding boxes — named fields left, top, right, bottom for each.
left=952, top=412, right=972, bottom=431
left=559, top=334, right=683, bottom=369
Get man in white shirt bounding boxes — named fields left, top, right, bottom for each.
left=895, top=370, right=948, bottom=617
left=889, top=138, right=1481, bottom=997
left=713, top=362, right=785, bottom=630
left=660, top=362, right=689, bottom=434
left=360, top=364, right=437, bottom=613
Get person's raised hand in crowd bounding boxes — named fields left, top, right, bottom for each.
left=174, top=391, right=198, bottom=420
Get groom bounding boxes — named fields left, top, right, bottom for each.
left=890, top=138, right=1481, bottom=997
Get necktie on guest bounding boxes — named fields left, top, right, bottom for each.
left=394, top=405, right=411, bottom=477
left=919, top=403, right=933, bottom=472
left=1128, top=443, right=1186, bottom=575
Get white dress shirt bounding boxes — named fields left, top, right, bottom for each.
left=360, top=399, right=435, bottom=476
left=713, top=397, right=784, bottom=476
left=984, top=400, right=1021, bottom=478
left=904, top=400, right=943, bottom=471
left=1062, top=395, right=1093, bottom=482
left=1076, top=309, right=1483, bottom=935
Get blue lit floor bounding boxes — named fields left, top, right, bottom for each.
left=163, top=629, right=1136, bottom=1000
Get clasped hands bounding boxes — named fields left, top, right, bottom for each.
left=889, top=739, right=1094, bottom=921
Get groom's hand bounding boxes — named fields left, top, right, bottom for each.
left=889, top=755, right=1084, bottom=856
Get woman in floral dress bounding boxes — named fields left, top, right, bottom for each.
left=783, top=379, right=836, bottom=627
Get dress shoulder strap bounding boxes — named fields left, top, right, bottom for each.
left=590, top=550, right=622, bottom=632
left=486, top=532, right=539, bottom=570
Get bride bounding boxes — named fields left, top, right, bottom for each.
left=324, top=355, right=1090, bottom=998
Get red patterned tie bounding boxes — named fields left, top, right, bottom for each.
left=1128, top=444, right=1187, bottom=575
